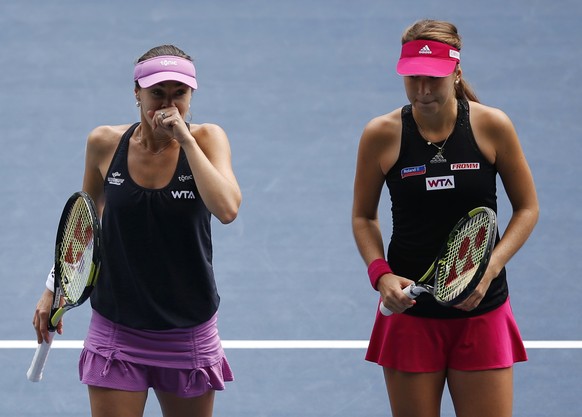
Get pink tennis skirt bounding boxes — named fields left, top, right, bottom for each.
left=366, top=298, right=527, bottom=372
left=79, top=310, right=233, bottom=398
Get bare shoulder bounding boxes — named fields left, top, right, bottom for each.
left=87, top=124, right=133, bottom=153
left=189, top=123, right=227, bottom=140
left=363, top=108, right=402, bottom=141
left=468, top=101, right=521, bottom=164
left=468, top=101, right=514, bottom=134
left=83, top=124, right=133, bottom=197
left=189, top=123, right=231, bottom=153
left=358, top=108, right=403, bottom=173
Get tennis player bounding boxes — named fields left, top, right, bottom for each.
left=32, top=45, right=241, bottom=417
left=352, top=20, right=539, bottom=417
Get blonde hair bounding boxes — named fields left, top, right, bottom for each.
left=402, top=19, right=479, bottom=103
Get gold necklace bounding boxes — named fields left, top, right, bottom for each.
left=417, top=122, right=455, bottom=164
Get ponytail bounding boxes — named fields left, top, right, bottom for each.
left=455, top=78, right=479, bottom=103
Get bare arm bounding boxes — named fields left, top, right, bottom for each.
left=352, top=111, right=416, bottom=313
left=180, top=123, right=242, bottom=224
left=149, top=105, right=241, bottom=223
left=33, top=126, right=119, bottom=343
left=457, top=103, right=539, bottom=310
left=352, top=119, right=391, bottom=263
left=489, top=110, right=539, bottom=274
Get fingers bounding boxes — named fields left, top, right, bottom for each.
left=33, top=308, right=51, bottom=344
left=32, top=289, right=59, bottom=344
left=33, top=310, right=63, bottom=343
left=154, top=108, right=184, bottom=130
left=380, top=293, right=416, bottom=314
left=56, top=320, right=63, bottom=336
left=454, top=280, right=489, bottom=311
left=455, top=296, right=481, bottom=311
left=32, top=313, right=43, bottom=344
left=378, top=275, right=416, bottom=314
left=454, top=289, right=485, bottom=311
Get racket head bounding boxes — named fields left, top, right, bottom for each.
left=53, top=191, right=101, bottom=311
left=28, top=192, right=101, bottom=381
left=432, top=206, right=497, bottom=306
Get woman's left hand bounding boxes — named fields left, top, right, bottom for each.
left=453, top=274, right=494, bottom=311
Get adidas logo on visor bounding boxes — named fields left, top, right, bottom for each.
left=418, top=45, right=432, bottom=54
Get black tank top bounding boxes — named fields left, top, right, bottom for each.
left=385, top=99, right=507, bottom=318
left=90, top=123, right=219, bottom=329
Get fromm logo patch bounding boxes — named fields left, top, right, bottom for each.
left=450, top=162, right=480, bottom=171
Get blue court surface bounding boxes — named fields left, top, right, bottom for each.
left=1, top=0, right=581, bottom=416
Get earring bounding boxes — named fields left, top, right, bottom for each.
left=136, top=101, right=141, bottom=107
left=455, top=79, right=460, bottom=85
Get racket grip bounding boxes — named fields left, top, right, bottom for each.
left=379, top=283, right=420, bottom=316
left=402, top=283, right=420, bottom=299
left=26, top=333, right=54, bottom=382
left=379, top=302, right=392, bottom=316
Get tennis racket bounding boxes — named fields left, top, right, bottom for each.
left=380, top=206, right=497, bottom=316
left=27, top=191, right=102, bottom=382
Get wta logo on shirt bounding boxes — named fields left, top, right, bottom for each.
left=171, top=190, right=196, bottom=199
left=426, top=175, right=455, bottom=191
left=401, top=165, right=426, bottom=179
left=171, top=173, right=196, bottom=199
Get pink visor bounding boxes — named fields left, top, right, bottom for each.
left=397, top=40, right=460, bottom=77
left=134, top=55, right=197, bottom=89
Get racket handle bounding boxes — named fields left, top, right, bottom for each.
left=403, top=283, right=421, bottom=299
left=26, top=333, right=54, bottom=382
left=379, top=302, right=392, bottom=316
left=379, top=283, right=421, bottom=316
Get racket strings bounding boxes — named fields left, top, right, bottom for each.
left=434, top=213, right=493, bottom=302
left=58, top=199, right=95, bottom=302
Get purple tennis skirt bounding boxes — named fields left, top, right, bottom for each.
left=79, top=310, right=234, bottom=397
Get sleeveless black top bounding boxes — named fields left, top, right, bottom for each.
left=90, top=123, right=219, bottom=329
left=385, top=100, right=508, bottom=318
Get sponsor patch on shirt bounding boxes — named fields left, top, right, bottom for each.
left=450, top=162, right=480, bottom=171
left=178, top=174, right=193, bottom=182
left=107, top=171, right=125, bottom=186
left=426, top=175, right=455, bottom=191
left=401, top=165, right=426, bottom=179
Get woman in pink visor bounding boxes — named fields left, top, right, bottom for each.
left=32, top=45, right=242, bottom=417
left=352, top=20, right=538, bottom=417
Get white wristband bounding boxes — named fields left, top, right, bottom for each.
left=45, top=266, right=55, bottom=292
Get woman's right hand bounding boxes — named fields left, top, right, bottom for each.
left=377, top=273, right=416, bottom=314
left=32, top=289, right=61, bottom=344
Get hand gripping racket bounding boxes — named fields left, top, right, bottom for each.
left=380, top=206, right=497, bottom=315
left=27, top=191, right=102, bottom=382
